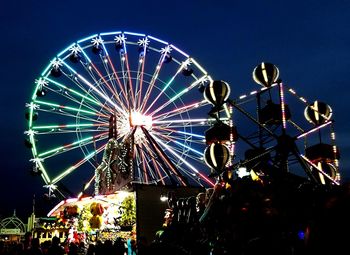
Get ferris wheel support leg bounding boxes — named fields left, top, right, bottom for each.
left=141, top=127, right=189, bottom=186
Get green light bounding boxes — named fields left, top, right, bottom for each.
left=34, top=100, right=97, bottom=115
left=45, top=78, right=101, bottom=106
left=33, top=123, right=95, bottom=130
left=38, top=136, right=94, bottom=157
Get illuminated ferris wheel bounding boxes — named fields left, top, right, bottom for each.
left=202, top=63, right=341, bottom=188
left=25, top=31, right=219, bottom=198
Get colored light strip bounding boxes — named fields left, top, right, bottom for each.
left=34, top=99, right=101, bottom=116
left=45, top=78, right=100, bottom=106
left=154, top=136, right=214, bottom=186
left=300, top=154, right=340, bottom=185
left=151, top=76, right=208, bottom=116
left=148, top=35, right=168, bottom=45
left=100, top=31, right=122, bottom=36
left=52, top=145, right=105, bottom=184
left=170, top=44, right=189, bottom=58
left=57, top=43, right=75, bottom=58
left=33, top=123, right=98, bottom=130
left=61, top=60, right=126, bottom=115
left=143, top=61, right=185, bottom=115
left=77, top=34, right=98, bottom=44
left=38, top=132, right=107, bottom=158
left=279, top=82, right=287, bottom=129
left=296, top=121, right=332, bottom=139
left=124, top=31, right=146, bottom=37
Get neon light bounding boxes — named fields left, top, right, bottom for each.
left=47, top=200, right=64, bottom=217
left=297, top=121, right=332, bottom=139
left=154, top=136, right=214, bottom=186
left=177, top=131, right=205, bottom=139
left=45, top=78, right=100, bottom=105
left=300, top=154, right=340, bottom=185
left=41, top=60, right=55, bottom=76
left=78, top=45, right=92, bottom=63
left=154, top=118, right=210, bottom=124
left=52, top=144, right=105, bottom=184
left=261, top=62, right=269, bottom=84
left=57, top=43, right=75, bottom=57
left=170, top=44, right=189, bottom=58
left=148, top=35, right=168, bottom=45
left=38, top=136, right=96, bottom=157
left=100, top=31, right=122, bottom=36
left=124, top=31, right=146, bottom=37
left=34, top=100, right=99, bottom=115
left=143, top=63, right=184, bottom=115
left=151, top=76, right=207, bottom=116
left=77, top=34, right=98, bottom=44
left=210, top=144, right=217, bottom=167
left=75, top=73, right=126, bottom=114
left=153, top=100, right=207, bottom=120
left=191, top=58, right=208, bottom=75
left=173, top=140, right=203, bottom=156
left=33, top=123, right=99, bottom=130
left=279, top=82, right=287, bottom=129
left=317, top=162, right=326, bottom=185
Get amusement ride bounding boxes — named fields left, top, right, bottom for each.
left=25, top=31, right=341, bottom=201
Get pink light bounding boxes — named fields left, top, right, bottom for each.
left=153, top=101, right=203, bottom=120
left=139, top=54, right=166, bottom=112
left=300, top=154, right=340, bottom=185
left=124, top=53, right=135, bottom=108
left=137, top=47, right=147, bottom=109
left=279, top=83, right=287, bottom=129
left=297, top=121, right=332, bottom=139
left=106, top=54, right=129, bottom=109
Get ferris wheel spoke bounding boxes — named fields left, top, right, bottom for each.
left=51, top=143, right=105, bottom=185
left=43, top=86, right=111, bottom=119
left=35, top=108, right=109, bottom=127
left=138, top=142, right=167, bottom=185
left=154, top=118, right=227, bottom=129
left=32, top=122, right=107, bottom=130
left=60, top=59, right=126, bottom=115
left=60, top=58, right=112, bottom=102
left=138, top=48, right=168, bottom=112
left=135, top=44, right=148, bottom=110
left=136, top=146, right=155, bottom=184
left=143, top=59, right=188, bottom=115
left=44, top=77, right=102, bottom=107
left=119, top=41, right=135, bottom=109
left=154, top=100, right=208, bottom=121
left=60, top=75, right=115, bottom=114
left=99, top=39, right=129, bottom=107
left=78, top=174, right=96, bottom=199
left=34, top=99, right=109, bottom=118
left=152, top=131, right=204, bottom=160
left=176, top=164, right=204, bottom=187
left=153, top=135, right=214, bottom=186
left=150, top=75, right=209, bottom=116
left=37, top=132, right=108, bottom=160
left=77, top=43, right=124, bottom=107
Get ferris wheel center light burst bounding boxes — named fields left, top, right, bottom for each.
left=130, top=111, right=153, bottom=128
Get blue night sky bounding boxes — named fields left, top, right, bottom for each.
left=0, top=0, right=349, bottom=219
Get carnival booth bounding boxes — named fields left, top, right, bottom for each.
left=47, top=191, right=136, bottom=244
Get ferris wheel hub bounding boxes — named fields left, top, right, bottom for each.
left=130, top=111, right=153, bottom=129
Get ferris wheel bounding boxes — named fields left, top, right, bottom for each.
left=202, top=63, right=341, bottom=188
left=25, top=31, right=220, bottom=198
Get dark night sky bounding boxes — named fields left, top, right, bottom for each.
left=0, top=0, right=349, bottom=220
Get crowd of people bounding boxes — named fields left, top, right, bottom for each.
left=1, top=174, right=350, bottom=255
left=0, top=234, right=138, bottom=255
left=150, top=175, right=350, bottom=254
